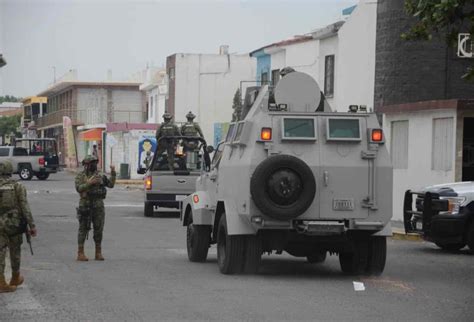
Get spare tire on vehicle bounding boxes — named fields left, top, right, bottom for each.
left=250, top=154, right=316, bottom=220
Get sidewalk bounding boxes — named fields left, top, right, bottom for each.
left=391, top=220, right=423, bottom=241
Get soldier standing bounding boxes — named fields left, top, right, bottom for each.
left=155, top=113, right=180, bottom=170
left=75, top=156, right=116, bottom=261
left=181, top=111, right=203, bottom=152
left=0, top=161, right=37, bottom=293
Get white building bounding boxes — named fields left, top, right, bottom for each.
left=139, top=67, right=167, bottom=124
left=166, top=49, right=256, bottom=144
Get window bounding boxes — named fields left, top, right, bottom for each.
left=233, top=122, right=245, bottom=142
left=0, top=148, right=9, bottom=157
left=282, top=118, right=316, bottom=140
left=13, top=148, right=28, bottom=156
left=168, top=67, right=175, bottom=80
left=150, top=96, right=154, bottom=119
left=324, top=55, right=335, bottom=97
left=432, top=117, right=454, bottom=171
left=327, top=118, right=361, bottom=141
left=261, top=72, right=268, bottom=85
left=271, top=69, right=280, bottom=86
left=225, top=123, right=236, bottom=142
left=391, top=121, right=409, bottom=169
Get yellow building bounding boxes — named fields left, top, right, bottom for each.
left=21, top=96, right=47, bottom=138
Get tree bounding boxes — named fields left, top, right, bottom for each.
left=0, top=114, right=21, bottom=144
left=231, top=88, right=242, bottom=122
left=402, top=0, right=474, bottom=79
left=0, top=95, right=22, bottom=104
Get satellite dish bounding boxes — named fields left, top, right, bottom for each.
left=274, top=72, right=322, bottom=112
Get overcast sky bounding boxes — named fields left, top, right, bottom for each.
left=0, top=0, right=355, bottom=97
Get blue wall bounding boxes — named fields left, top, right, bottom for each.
left=251, top=49, right=271, bottom=83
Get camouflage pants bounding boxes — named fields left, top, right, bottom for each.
left=156, top=141, right=175, bottom=170
left=77, top=205, right=105, bottom=246
left=0, top=232, right=22, bottom=274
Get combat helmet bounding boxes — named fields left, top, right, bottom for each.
left=163, top=113, right=172, bottom=121
left=186, top=111, right=196, bottom=121
left=82, top=155, right=99, bottom=165
left=0, top=161, right=13, bottom=176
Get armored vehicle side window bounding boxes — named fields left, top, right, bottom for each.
left=211, top=142, right=225, bottom=169
left=282, top=118, right=316, bottom=140
left=0, top=148, right=9, bottom=156
left=225, top=123, right=236, bottom=142
left=233, top=122, right=245, bottom=142
left=327, top=118, right=361, bottom=141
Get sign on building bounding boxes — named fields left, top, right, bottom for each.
left=458, top=33, right=473, bottom=58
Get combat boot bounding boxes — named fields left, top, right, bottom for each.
left=77, top=245, right=89, bottom=261
left=95, top=245, right=104, bottom=261
left=0, top=274, right=16, bottom=293
left=9, top=271, right=24, bottom=286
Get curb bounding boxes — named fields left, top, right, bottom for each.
left=391, top=228, right=423, bottom=242
left=116, top=180, right=143, bottom=185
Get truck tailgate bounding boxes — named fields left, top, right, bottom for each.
left=150, top=171, right=199, bottom=195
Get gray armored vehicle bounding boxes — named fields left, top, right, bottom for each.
left=180, top=71, right=393, bottom=275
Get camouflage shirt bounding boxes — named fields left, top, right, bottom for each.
left=156, top=122, right=181, bottom=140
left=0, top=177, right=35, bottom=235
left=181, top=122, right=203, bottom=137
left=75, top=170, right=116, bottom=207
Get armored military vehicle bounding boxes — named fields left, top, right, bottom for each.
left=180, top=71, right=393, bottom=275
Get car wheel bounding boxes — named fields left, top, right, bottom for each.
left=19, top=166, right=33, bottom=180
left=36, top=173, right=50, bottom=180
left=339, top=239, right=368, bottom=275
left=144, top=202, right=154, bottom=217
left=243, top=235, right=262, bottom=274
left=467, top=221, right=474, bottom=253
left=435, top=242, right=466, bottom=251
left=217, top=213, right=245, bottom=274
left=307, top=251, right=327, bottom=264
left=366, top=236, right=387, bottom=275
left=250, top=155, right=316, bottom=220
left=186, top=219, right=211, bottom=262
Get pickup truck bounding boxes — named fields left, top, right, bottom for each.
left=0, top=141, right=59, bottom=180
left=140, top=136, right=212, bottom=217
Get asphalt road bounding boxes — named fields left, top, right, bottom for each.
left=0, top=172, right=473, bottom=321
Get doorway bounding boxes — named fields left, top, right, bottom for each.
left=462, top=117, right=474, bottom=181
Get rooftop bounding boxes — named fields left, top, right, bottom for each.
left=37, top=81, right=141, bottom=97
left=250, top=36, right=314, bottom=56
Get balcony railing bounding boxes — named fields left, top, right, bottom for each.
left=36, top=109, right=146, bottom=128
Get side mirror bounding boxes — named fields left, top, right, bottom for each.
left=206, top=145, right=214, bottom=154
left=137, top=167, right=147, bottom=175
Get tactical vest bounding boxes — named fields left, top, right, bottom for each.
left=0, top=180, right=21, bottom=235
left=182, top=123, right=198, bottom=136
left=161, top=124, right=177, bottom=136
left=87, top=175, right=107, bottom=199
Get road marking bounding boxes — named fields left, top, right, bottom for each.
left=105, top=204, right=143, bottom=208
left=353, top=281, right=366, bottom=291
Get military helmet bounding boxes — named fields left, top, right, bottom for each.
left=163, top=113, right=172, bottom=121
left=0, top=161, right=13, bottom=176
left=82, top=155, right=99, bottom=165
left=186, top=111, right=196, bottom=120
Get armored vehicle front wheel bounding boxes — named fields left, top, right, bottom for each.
left=307, top=251, right=327, bottom=264
left=339, top=240, right=368, bottom=275
left=217, top=214, right=245, bottom=274
left=186, top=221, right=211, bottom=262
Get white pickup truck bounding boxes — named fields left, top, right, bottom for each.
left=0, top=140, right=59, bottom=180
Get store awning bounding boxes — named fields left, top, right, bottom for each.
left=79, top=128, right=103, bottom=141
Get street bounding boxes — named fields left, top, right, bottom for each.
left=0, top=172, right=473, bottom=321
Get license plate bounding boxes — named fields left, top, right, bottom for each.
left=175, top=195, right=186, bottom=201
left=333, top=199, right=354, bottom=211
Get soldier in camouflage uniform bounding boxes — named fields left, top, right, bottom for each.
left=155, top=113, right=181, bottom=170
left=0, top=161, right=37, bottom=293
left=75, top=156, right=116, bottom=261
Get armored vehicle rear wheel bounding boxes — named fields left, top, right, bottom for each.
left=366, top=236, right=386, bottom=275
left=250, top=155, right=316, bottom=220
left=307, top=251, right=327, bottom=264
left=243, top=235, right=262, bottom=274
left=435, top=242, right=466, bottom=251
left=217, top=214, right=245, bottom=274
left=339, top=240, right=368, bottom=275
left=144, top=202, right=154, bottom=217
left=186, top=221, right=211, bottom=262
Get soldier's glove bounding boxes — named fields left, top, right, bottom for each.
left=29, top=228, right=37, bottom=237
left=88, top=177, right=102, bottom=185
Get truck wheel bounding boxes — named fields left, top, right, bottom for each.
left=243, top=235, right=262, bottom=274
left=186, top=221, right=211, bottom=262
left=36, top=173, right=49, bottom=180
left=339, top=240, right=368, bottom=275
left=307, top=251, right=327, bottom=264
left=366, top=236, right=387, bottom=275
left=435, top=242, right=466, bottom=251
left=467, top=221, right=474, bottom=253
left=19, top=166, right=33, bottom=180
left=144, top=202, right=154, bottom=217
left=250, top=155, right=316, bottom=220
left=217, top=214, right=245, bottom=274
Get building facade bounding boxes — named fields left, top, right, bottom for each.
left=139, top=67, right=167, bottom=124
left=165, top=51, right=256, bottom=144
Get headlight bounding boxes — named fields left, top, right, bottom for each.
left=440, top=197, right=466, bottom=215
